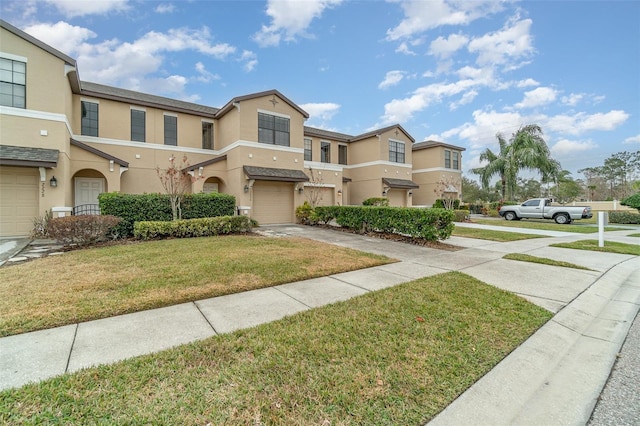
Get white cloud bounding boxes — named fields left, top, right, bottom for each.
left=546, top=110, right=630, bottom=135
left=514, top=87, right=557, bottom=109
left=240, top=50, right=258, bottom=72
left=23, top=21, right=97, bottom=55
left=155, top=3, right=175, bottom=14
left=386, top=0, right=505, bottom=41
left=429, top=33, right=469, bottom=58
left=624, top=135, right=640, bottom=144
left=449, top=90, right=478, bottom=110
left=299, top=102, right=341, bottom=121
left=395, top=42, right=416, bottom=56
left=561, top=93, right=584, bottom=106
left=517, top=78, right=539, bottom=88
left=468, top=17, right=534, bottom=69
left=194, top=62, right=220, bottom=83
left=378, top=70, right=405, bottom=89
left=253, top=0, right=343, bottom=47
left=43, top=0, right=130, bottom=18
left=550, top=139, right=598, bottom=156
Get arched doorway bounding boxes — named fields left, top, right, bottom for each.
left=202, top=176, right=224, bottom=194
left=73, top=169, right=106, bottom=215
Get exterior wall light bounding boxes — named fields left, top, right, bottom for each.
left=244, top=184, right=249, bottom=193
left=298, top=186, right=304, bottom=194
left=337, top=190, right=342, bottom=196
left=408, top=190, right=413, bottom=196
left=49, top=176, right=58, bottom=187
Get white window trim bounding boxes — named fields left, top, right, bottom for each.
left=163, top=112, right=178, bottom=117
left=130, top=106, right=146, bottom=112
left=0, top=52, right=28, bottom=62
left=257, top=108, right=290, bottom=119
left=81, top=98, right=100, bottom=104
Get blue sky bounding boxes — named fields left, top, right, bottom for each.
left=2, top=0, right=639, bottom=181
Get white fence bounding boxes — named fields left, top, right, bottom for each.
left=570, top=200, right=635, bottom=212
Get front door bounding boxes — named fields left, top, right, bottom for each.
left=75, top=178, right=104, bottom=209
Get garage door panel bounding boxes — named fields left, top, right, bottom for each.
left=253, top=181, right=294, bottom=224
left=0, top=167, right=39, bottom=236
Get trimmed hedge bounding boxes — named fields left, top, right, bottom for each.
left=314, top=206, right=454, bottom=241
left=433, top=199, right=461, bottom=209
left=48, top=215, right=122, bottom=245
left=99, top=192, right=236, bottom=237
left=362, top=197, right=389, bottom=206
left=134, top=216, right=254, bottom=240
left=607, top=211, right=640, bottom=224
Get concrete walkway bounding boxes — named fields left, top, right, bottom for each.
left=1, top=223, right=639, bottom=425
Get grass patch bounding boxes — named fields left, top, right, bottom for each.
left=0, top=272, right=551, bottom=425
left=503, top=253, right=593, bottom=270
left=628, top=233, right=640, bottom=238
left=472, top=218, right=622, bottom=234
left=551, top=240, right=640, bottom=256
left=452, top=226, right=546, bottom=241
left=0, top=235, right=390, bottom=337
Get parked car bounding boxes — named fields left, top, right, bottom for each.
left=498, top=198, right=593, bottom=224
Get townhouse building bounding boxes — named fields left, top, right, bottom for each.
left=0, top=19, right=464, bottom=237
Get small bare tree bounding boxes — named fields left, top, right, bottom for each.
left=433, top=174, right=462, bottom=209
left=305, top=168, right=325, bottom=208
left=156, top=155, right=201, bottom=220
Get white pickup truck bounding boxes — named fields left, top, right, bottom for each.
left=498, top=198, right=593, bottom=224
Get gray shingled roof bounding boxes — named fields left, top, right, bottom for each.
left=70, top=139, right=128, bottom=167
left=383, top=178, right=419, bottom=189
left=243, top=166, right=309, bottom=182
left=304, top=126, right=352, bottom=142
left=81, top=82, right=219, bottom=117
left=412, top=140, right=466, bottom=152
left=0, top=145, right=59, bottom=168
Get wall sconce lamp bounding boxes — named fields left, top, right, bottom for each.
left=49, top=176, right=58, bottom=187
left=298, top=186, right=304, bottom=194
left=244, top=184, right=249, bottom=193
left=382, top=187, right=389, bottom=196
left=408, top=190, right=413, bottom=196
left=337, top=190, right=342, bottom=196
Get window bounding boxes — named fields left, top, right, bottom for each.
left=202, top=122, right=213, bottom=150
left=444, top=150, right=451, bottom=169
left=389, top=140, right=405, bottom=163
left=338, top=145, right=347, bottom=165
left=131, top=109, right=145, bottom=142
left=452, top=151, right=459, bottom=170
left=321, top=141, right=331, bottom=163
left=258, top=112, right=290, bottom=146
left=0, top=58, right=26, bottom=108
left=81, top=101, right=99, bottom=137
left=164, top=115, right=177, bottom=146
left=304, top=138, right=312, bottom=161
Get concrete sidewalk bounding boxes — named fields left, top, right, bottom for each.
left=1, top=224, right=639, bottom=425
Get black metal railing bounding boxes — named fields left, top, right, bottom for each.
left=73, top=204, right=101, bottom=215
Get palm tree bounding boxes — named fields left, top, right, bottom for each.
left=472, top=125, right=561, bottom=200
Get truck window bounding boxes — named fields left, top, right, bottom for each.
left=545, top=200, right=551, bottom=206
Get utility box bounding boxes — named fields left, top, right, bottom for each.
left=237, top=206, right=251, bottom=216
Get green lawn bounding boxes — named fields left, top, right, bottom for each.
left=551, top=240, right=640, bottom=256
left=503, top=253, right=593, bottom=270
left=0, top=235, right=391, bottom=337
left=472, top=218, right=623, bottom=234
left=452, top=226, right=546, bottom=241
left=0, top=272, right=551, bottom=425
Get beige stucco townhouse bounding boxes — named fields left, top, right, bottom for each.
left=0, top=19, right=464, bottom=237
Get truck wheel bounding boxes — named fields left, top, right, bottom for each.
left=555, top=214, right=570, bottom=224
left=504, top=211, right=517, bottom=221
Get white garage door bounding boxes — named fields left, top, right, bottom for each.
left=252, top=181, right=294, bottom=224
left=0, top=167, right=39, bottom=237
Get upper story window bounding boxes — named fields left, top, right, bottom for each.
left=304, top=138, right=312, bottom=161
left=444, top=150, right=451, bottom=168
left=452, top=151, right=459, bottom=170
left=338, top=145, right=347, bottom=165
left=321, top=141, right=330, bottom=163
left=389, top=140, right=405, bottom=163
left=131, top=109, right=145, bottom=142
left=81, top=101, right=99, bottom=137
left=445, top=149, right=459, bottom=169
left=0, top=58, right=26, bottom=108
left=258, top=112, right=289, bottom=146
left=164, top=115, right=177, bottom=146
left=202, top=122, right=213, bottom=150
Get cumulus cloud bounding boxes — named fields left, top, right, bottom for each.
left=386, top=0, right=505, bottom=40
left=240, top=50, right=258, bottom=72
left=378, top=70, right=406, bottom=89
left=429, top=33, right=469, bottom=58
left=517, top=78, right=539, bottom=88
left=299, top=102, right=341, bottom=121
left=514, top=87, right=558, bottom=109
left=42, top=0, right=130, bottom=18
left=395, top=42, right=416, bottom=56
left=468, top=17, right=535, bottom=70
left=550, top=139, right=598, bottom=156
left=546, top=110, right=629, bottom=135
left=23, top=21, right=97, bottom=56
left=624, top=135, right=640, bottom=144
left=449, top=90, right=478, bottom=110
left=194, top=62, right=220, bottom=83
left=155, top=3, right=175, bottom=14
left=253, top=0, right=342, bottom=47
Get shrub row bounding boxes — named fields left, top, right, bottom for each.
left=362, top=197, right=389, bottom=206
left=314, top=206, right=454, bottom=241
left=98, top=192, right=236, bottom=237
left=48, top=215, right=122, bottom=246
left=433, top=199, right=461, bottom=209
left=607, top=211, right=640, bottom=224
left=134, top=216, right=254, bottom=240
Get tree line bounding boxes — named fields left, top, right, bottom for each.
left=464, top=125, right=639, bottom=204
